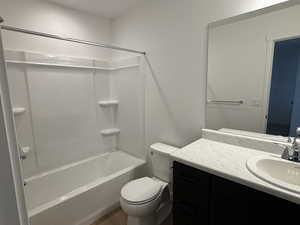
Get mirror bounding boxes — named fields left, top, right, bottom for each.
left=206, top=3, right=300, bottom=139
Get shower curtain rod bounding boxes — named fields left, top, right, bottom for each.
left=0, top=21, right=146, bottom=55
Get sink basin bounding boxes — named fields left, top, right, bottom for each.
left=247, top=155, right=300, bottom=194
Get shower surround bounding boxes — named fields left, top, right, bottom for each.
left=5, top=49, right=146, bottom=225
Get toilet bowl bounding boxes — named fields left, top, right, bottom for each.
left=120, top=143, right=179, bottom=225
left=120, top=177, right=170, bottom=225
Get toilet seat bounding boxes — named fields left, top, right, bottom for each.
left=121, top=177, right=163, bottom=205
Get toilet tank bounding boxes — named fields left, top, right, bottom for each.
left=150, top=143, right=179, bottom=182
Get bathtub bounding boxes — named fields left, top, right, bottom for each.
left=24, top=151, right=146, bottom=225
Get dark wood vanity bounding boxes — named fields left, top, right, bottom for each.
left=173, top=161, right=300, bottom=225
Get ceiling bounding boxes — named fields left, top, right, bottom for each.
left=46, top=0, right=144, bottom=19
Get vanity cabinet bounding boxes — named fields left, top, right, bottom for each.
left=173, top=161, right=299, bottom=225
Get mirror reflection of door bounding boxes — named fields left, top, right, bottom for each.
left=267, top=38, right=300, bottom=137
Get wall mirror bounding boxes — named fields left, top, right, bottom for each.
left=206, top=2, right=300, bottom=140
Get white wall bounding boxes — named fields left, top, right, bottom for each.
left=0, top=0, right=112, bottom=59
left=112, top=0, right=289, bottom=150
left=207, top=4, right=300, bottom=133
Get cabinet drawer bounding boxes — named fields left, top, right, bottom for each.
left=173, top=161, right=210, bottom=182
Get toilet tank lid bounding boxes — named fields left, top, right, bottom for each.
left=150, top=143, right=179, bottom=156
left=121, top=177, right=162, bottom=203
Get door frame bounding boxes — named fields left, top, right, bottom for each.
left=262, top=32, right=300, bottom=133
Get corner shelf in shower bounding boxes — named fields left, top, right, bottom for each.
left=101, top=128, right=120, bottom=136
left=13, top=107, right=26, bottom=116
left=98, top=100, right=119, bottom=107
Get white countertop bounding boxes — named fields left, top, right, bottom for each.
left=171, top=138, right=300, bottom=205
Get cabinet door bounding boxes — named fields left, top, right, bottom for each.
left=173, top=162, right=300, bottom=225
left=247, top=188, right=300, bottom=224
left=210, top=176, right=254, bottom=225
left=210, top=175, right=300, bottom=225
left=173, top=203, right=200, bottom=225
left=173, top=162, right=211, bottom=225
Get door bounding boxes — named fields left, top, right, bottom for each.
left=267, top=39, right=300, bottom=136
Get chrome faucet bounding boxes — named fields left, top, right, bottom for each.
left=281, top=127, right=300, bottom=162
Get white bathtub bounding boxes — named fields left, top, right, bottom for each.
left=24, top=151, right=146, bottom=225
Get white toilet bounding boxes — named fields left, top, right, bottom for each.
left=120, top=143, right=178, bottom=225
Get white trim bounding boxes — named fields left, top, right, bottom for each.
left=266, top=32, right=300, bottom=42
left=204, top=24, right=209, bottom=131
left=208, top=0, right=300, bottom=28
left=262, top=37, right=275, bottom=132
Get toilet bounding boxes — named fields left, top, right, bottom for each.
left=120, top=143, right=178, bottom=225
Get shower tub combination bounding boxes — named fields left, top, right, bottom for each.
left=0, top=23, right=147, bottom=225
left=24, top=151, right=145, bottom=225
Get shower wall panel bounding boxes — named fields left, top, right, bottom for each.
left=111, top=57, right=145, bottom=159
left=28, top=67, right=102, bottom=172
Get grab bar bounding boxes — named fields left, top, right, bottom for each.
left=207, top=100, right=244, bottom=105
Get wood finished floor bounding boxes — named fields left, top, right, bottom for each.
left=92, top=208, right=172, bottom=225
